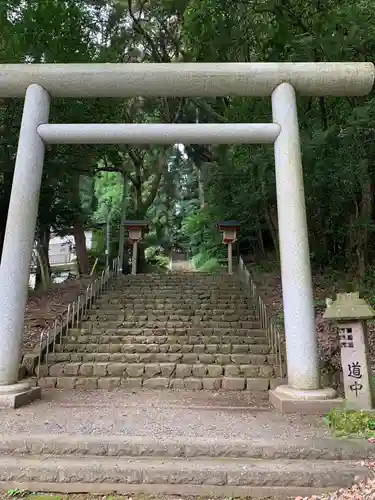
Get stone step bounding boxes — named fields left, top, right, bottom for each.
left=116, top=280, right=242, bottom=286
left=0, top=454, right=367, bottom=496
left=1, top=433, right=373, bottom=461
left=46, top=360, right=276, bottom=377
left=61, top=334, right=268, bottom=346
left=101, top=287, right=248, bottom=292
left=98, top=297, right=251, bottom=303
left=111, top=286, right=246, bottom=291
left=101, top=292, right=248, bottom=298
left=38, top=374, right=273, bottom=390
left=95, top=304, right=254, bottom=311
left=93, top=305, right=254, bottom=313
left=113, top=275, right=242, bottom=280
left=55, top=342, right=270, bottom=355
left=48, top=352, right=276, bottom=365
left=80, top=321, right=262, bottom=329
left=96, top=296, right=251, bottom=303
left=85, top=313, right=258, bottom=322
left=66, top=327, right=266, bottom=338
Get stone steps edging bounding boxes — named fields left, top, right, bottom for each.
left=0, top=434, right=373, bottom=461
left=38, top=375, right=272, bottom=391
left=52, top=342, right=271, bottom=356
left=0, top=455, right=368, bottom=491
left=60, top=335, right=268, bottom=346
left=47, top=353, right=276, bottom=366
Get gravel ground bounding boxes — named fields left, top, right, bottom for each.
left=0, top=389, right=326, bottom=440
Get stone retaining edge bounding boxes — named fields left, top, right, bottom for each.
left=0, top=481, right=343, bottom=499
left=0, top=434, right=373, bottom=460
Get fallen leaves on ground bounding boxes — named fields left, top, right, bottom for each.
left=250, top=261, right=375, bottom=380
left=22, top=277, right=91, bottom=355
left=295, top=461, right=375, bottom=499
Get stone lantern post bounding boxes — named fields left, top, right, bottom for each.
left=124, top=220, right=149, bottom=275
left=217, top=221, right=240, bottom=275
left=323, top=292, right=375, bottom=411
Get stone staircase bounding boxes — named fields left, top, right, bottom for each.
left=0, top=390, right=372, bottom=498
left=8, top=271, right=369, bottom=498
left=38, top=272, right=283, bottom=390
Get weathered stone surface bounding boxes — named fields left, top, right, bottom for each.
left=160, top=363, right=176, bottom=377
left=181, top=345, right=194, bottom=353
left=107, top=363, right=126, bottom=376
left=79, top=363, right=94, bottom=376
left=56, top=377, right=76, bottom=389
left=231, top=354, right=250, bottom=364
left=175, top=364, right=192, bottom=378
left=182, top=354, right=199, bottom=363
left=224, top=365, right=241, bottom=377
left=267, top=354, right=278, bottom=364
left=203, top=377, right=222, bottom=390
left=121, top=378, right=143, bottom=388
left=198, top=354, right=214, bottom=364
left=222, top=378, right=245, bottom=390
left=184, top=378, right=203, bottom=390
left=192, top=345, right=205, bottom=354
left=98, top=377, right=121, bottom=389
left=259, top=365, right=275, bottom=377
left=49, top=364, right=65, bottom=377
left=93, top=363, right=108, bottom=377
left=111, top=353, right=125, bottom=362
left=232, top=344, right=249, bottom=354
left=170, top=378, right=185, bottom=389
left=38, top=377, right=57, bottom=388
left=126, top=364, right=145, bottom=377
left=216, top=354, right=231, bottom=365
left=108, top=344, right=121, bottom=353
left=246, top=378, right=270, bottom=391
left=143, top=377, right=169, bottom=389
left=241, top=365, right=259, bottom=377
left=192, top=364, right=207, bottom=377
left=75, top=377, right=98, bottom=390
left=207, top=365, right=223, bottom=377
left=123, top=353, right=139, bottom=363
left=145, top=363, right=161, bottom=377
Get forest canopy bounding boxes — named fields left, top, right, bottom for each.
left=0, top=0, right=374, bottom=285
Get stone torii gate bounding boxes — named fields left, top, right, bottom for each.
left=0, top=62, right=373, bottom=409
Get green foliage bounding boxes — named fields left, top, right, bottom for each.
left=191, top=252, right=221, bottom=273
left=7, top=489, right=29, bottom=498
left=154, top=254, right=170, bottom=268
left=198, top=257, right=221, bottom=273
left=324, top=408, right=375, bottom=437
left=145, top=246, right=170, bottom=268
left=181, top=210, right=222, bottom=258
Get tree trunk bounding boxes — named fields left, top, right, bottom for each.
left=118, top=174, right=128, bottom=273
left=195, top=165, right=205, bottom=208
left=264, top=205, right=279, bottom=258
left=0, top=170, right=13, bottom=262
left=35, top=226, right=51, bottom=292
left=72, top=223, right=90, bottom=275
left=256, top=219, right=266, bottom=257
left=356, top=172, right=373, bottom=279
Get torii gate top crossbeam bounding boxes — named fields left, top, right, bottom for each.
left=0, top=62, right=373, bottom=98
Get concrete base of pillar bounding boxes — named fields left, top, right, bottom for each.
left=269, top=384, right=344, bottom=414
left=0, top=382, right=41, bottom=409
